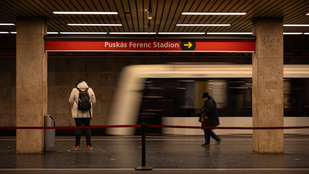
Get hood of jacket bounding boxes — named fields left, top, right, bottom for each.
left=76, top=81, right=89, bottom=91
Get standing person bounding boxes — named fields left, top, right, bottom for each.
left=199, top=92, right=221, bottom=146
left=69, top=79, right=96, bottom=150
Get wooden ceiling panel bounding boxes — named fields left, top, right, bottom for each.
left=167, top=0, right=186, bottom=32
left=0, top=0, right=308, bottom=34
left=177, top=0, right=198, bottom=32
left=128, top=0, right=139, bottom=32
left=106, top=0, right=123, bottom=32
left=120, top=0, right=134, bottom=32
left=159, top=0, right=174, bottom=32
left=153, top=0, right=165, bottom=32
left=136, top=0, right=145, bottom=32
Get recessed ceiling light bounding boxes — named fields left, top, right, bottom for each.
left=306, top=13, right=309, bottom=15
left=207, top=32, right=304, bottom=35
left=47, top=32, right=59, bottom=34
left=158, top=32, right=205, bottom=35
left=0, top=31, right=9, bottom=34
left=207, top=32, right=252, bottom=35
left=10, top=32, right=16, bottom=34
left=182, top=12, right=246, bottom=15
left=177, top=24, right=230, bottom=27
left=283, top=32, right=303, bottom=35
left=109, top=32, right=156, bottom=34
left=304, top=32, right=309, bottom=35
left=68, top=24, right=122, bottom=26
left=53, top=11, right=118, bottom=15
left=0, top=23, right=15, bottom=26
left=60, top=32, right=108, bottom=34
left=283, top=24, right=309, bottom=27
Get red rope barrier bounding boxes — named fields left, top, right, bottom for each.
left=0, top=124, right=309, bottom=130
left=0, top=125, right=141, bottom=130
left=147, top=125, right=309, bottom=130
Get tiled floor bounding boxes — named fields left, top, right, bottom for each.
left=0, top=135, right=308, bottom=174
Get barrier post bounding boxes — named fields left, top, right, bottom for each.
left=135, top=123, right=153, bottom=171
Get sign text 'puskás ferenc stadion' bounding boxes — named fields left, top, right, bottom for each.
left=45, top=39, right=255, bottom=52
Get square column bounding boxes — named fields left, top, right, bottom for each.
left=252, top=17, right=284, bottom=153
left=16, top=17, right=47, bottom=153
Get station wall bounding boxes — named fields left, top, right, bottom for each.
left=0, top=55, right=251, bottom=132
left=0, top=35, right=308, bottom=135
left=0, top=58, right=15, bottom=128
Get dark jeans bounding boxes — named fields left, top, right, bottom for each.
left=75, top=118, right=91, bottom=147
left=202, top=123, right=220, bottom=144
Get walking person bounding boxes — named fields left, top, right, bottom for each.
left=199, top=92, right=221, bottom=146
left=69, top=79, right=96, bottom=150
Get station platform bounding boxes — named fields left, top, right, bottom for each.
left=0, top=135, right=308, bottom=174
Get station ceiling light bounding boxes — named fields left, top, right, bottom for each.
left=5, top=31, right=59, bottom=34
left=60, top=32, right=108, bottom=34
left=177, top=24, right=230, bottom=27
left=207, top=32, right=304, bottom=35
left=47, top=32, right=59, bottom=34
left=283, top=32, right=303, bottom=35
left=182, top=12, right=246, bottom=15
left=109, top=32, right=156, bottom=34
left=284, top=24, right=309, bottom=27
left=0, top=23, right=15, bottom=25
left=207, top=32, right=252, bottom=35
left=0, top=31, right=9, bottom=34
left=158, top=32, right=205, bottom=35
left=68, top=23, right=122, bottom=27
left=53, top=11, right=118, bottom=15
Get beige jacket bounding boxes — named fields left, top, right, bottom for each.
left=69, top=81, right=96, bottom=118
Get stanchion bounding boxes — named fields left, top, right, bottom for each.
left=135, top=123, right=153, bottom=171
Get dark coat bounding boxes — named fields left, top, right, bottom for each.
left=199, top=96, right=220, bottom=126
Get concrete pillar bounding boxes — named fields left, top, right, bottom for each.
left=252, top=17, right=284, bottom=153
left=16, top=17, right=47, bottom=153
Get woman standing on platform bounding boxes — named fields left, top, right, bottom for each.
left=199, top=92, right=221, bottom=146
left=69, top=79, right=96, bottom=150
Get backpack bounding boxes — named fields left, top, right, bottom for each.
left=77, top=88, right=91, bottom=111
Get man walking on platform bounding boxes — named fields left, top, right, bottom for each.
left=199, top=92, right=221, bottom=146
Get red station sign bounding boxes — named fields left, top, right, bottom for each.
left=45, top=39, right=255, bottom=52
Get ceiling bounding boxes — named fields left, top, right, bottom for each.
left=0, top=0, right=308, bottom=35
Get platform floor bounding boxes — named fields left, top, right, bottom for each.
left=0, top=135, right=309, bottom=174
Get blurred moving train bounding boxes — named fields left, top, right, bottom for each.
left=107, top=64, right=309, bottom=135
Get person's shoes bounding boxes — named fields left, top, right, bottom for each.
left=216, top=138, right=221, bottom=145
left=201, top=143, right=210, bottom=147
left=87, top=145, right=92, bottom=150
left=74, top=146, right=80, bottom=150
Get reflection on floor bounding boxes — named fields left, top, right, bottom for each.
left=0, top=135, right=308, bottom=174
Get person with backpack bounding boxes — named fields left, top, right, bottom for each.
left=69, top=79, right=96, bottom=150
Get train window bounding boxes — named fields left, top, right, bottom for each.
left=138, top=78, right=309, bottom=118
left=284, top=78, right=309, bottom=116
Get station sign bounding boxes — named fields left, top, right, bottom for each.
left=45, top=39, right=255, bottom=52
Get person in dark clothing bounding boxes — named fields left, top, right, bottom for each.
left=199, top=92, right=221, bottom=146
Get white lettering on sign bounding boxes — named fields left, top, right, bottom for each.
left=103, top=41, right=180, bottom=50
left=153, top=42, right=180, bottom=48
left=129, top=42, right=151, bottom=48
left=104, top=42, right=128, bottom=48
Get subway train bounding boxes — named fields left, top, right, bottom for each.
left=106, top=64, right=309, bottom=135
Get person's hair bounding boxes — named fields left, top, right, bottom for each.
left=75, top=78, right=85, bottom=87
left=201, top=92, right=209, bottom=98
